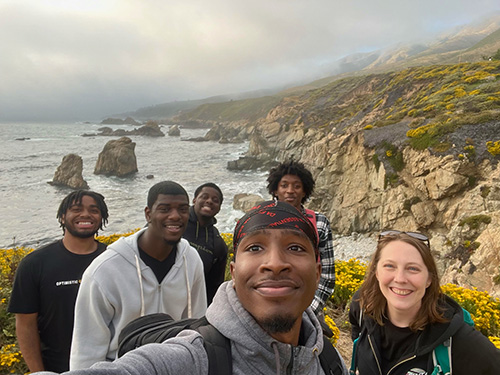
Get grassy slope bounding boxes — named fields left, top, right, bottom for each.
left=175, top=95, right=282, bottom=122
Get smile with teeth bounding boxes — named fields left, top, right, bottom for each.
left=76, top=221, right=94, bottom=227
left=391, top=287, right=412, bottom=296
left=165, top=224, right=182, bottom=232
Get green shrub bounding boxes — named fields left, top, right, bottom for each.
left=459, top=215, right=492, bottom=229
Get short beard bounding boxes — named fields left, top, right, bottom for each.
left=258, top=314, right=296, bottom=334
left=65, top=227, right=97, bottom=239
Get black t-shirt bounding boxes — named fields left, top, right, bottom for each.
left=183, top=207, right=228, bottom=304
left=138, top=245, right=177, bottom=283
left=8, top=240, right=106, bottom=372
left=380, top=318, right=420, bottom=374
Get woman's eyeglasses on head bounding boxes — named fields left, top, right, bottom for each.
left=379, top=230, right=430, bottom=248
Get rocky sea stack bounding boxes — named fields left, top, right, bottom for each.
left=50, top=153, right=89, bottom=189
left=94, top=137, right=138, bottom=177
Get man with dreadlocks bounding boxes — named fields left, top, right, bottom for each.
left=9, top=190, right=109, bottom=373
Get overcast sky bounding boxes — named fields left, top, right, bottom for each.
left=2, top=1, right=500, bottom=122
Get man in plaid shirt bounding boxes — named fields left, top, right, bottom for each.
left=267, top=160, right=335, bottom=315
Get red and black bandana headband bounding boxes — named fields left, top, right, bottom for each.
left=233, top=200, right=319, bottom=256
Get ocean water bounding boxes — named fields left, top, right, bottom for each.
left=0, top=122, right=268, bottom=248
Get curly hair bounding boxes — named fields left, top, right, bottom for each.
left=57, top=190, right=108, bottom=232
left=358, top=232, right=447, bottom=331
left=266, top=160, right=315, bottom=203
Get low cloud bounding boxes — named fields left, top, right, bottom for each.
left=1, top=0, right=499, bottom=121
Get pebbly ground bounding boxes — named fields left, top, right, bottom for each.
left=333, top=233, right=377, bottom=262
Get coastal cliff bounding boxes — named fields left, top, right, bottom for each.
left=178, top=61, right=500, bottom=296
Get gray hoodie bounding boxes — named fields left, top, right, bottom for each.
left=70, top=227, right=207, bottom=369
left=38, top=281, right=348, bottom=375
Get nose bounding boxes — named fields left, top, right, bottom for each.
left=394, top=268, right=407, bottom=283
left=79, top=207, right=91, bottom=217
left=260, top=246, right=290, bottom=274
left=168, top=208, right=182, bottom=220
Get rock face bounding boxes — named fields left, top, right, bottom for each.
left=205, top=122, right=250, bottom=143
left=233, top=193, right=264, bottom=212
left=94, top=137, right=138, bottom=177
left=215, top=102, right=500, bottom=297
left=51, top=154, right=89, bottom=189
left=168, top=125, right=181, bottom=136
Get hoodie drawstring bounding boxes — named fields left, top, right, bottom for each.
left=195, top=221, right=209, bottom=244
left=134, top=254, right=145, bottom=317
left=183, top=252, right=192, bottom=318
left=271, top=342, right=281, bottom=375
left=134, top=245, right=192, bottom=318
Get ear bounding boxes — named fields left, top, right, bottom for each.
left=229, top=261, right=236, bottom=284
left=315, top=262, right=321, bottom=288
left=426, top=276, right=432, bottom=288
left=144, top=206, right=151, bottom=223
left=192, top=196, right=197, bottom=204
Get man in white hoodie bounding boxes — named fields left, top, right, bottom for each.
left=69, top=181, right=207, bottom=369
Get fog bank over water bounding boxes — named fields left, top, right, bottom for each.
left=1, top=1, right=500, bottom=121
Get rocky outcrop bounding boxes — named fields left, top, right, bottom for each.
left=233, top=193, right=264, bottom=212
left=217, top=106, right=500, bottom=297
left=100, top=117, right=140, bottom=125
left=182, top=137, right=209, bottom=142
left=168, top=125, right=181, bottom=136
left=135, top=121, right=164, bottom=136
left=175, top=64, right=500, bottom=296
left=94, top=137, right=138, bottom=177
left=84, top=121, right=165, bottom=137
left=205, top=122, right=251, bottom=143
left=50, top=154, right=89, bottom=189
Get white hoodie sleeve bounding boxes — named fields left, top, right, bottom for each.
left=190, top=257, right=208, bottom=318
left=70, top=268, right=115, bottom=370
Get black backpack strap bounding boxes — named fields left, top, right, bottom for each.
left=319, top=335, right=345, bottom=375
left=197, top=324, right=232, bottom=375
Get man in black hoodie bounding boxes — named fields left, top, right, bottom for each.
left=183, top=182, right=228, bottom=304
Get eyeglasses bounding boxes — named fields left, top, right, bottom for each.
left=379, top=230, right=430, bottom=248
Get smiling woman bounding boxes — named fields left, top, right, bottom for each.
left=349, top=231, right=500, bottom=375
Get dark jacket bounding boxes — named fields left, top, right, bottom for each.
left=349, top=292, right=500, bottom=375
left=183, top=207, right=228, bottom=304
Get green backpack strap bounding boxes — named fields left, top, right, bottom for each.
left=349, top=337, right=359, bottom=374
left=350, top=307, right=363, bottom=374
left=431, top=307, right=474, bottom=375
left=461, top=307, right=474, bottom=327
left=431, top=338, right=452, bottom=375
